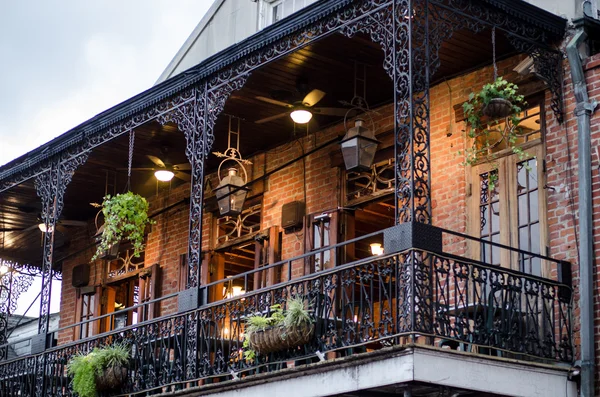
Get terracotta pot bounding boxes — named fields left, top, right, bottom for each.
left=95, top=365, right=128, bottom=391
left=482, top=98, right=512, bottom=119
left=249, top=322, right=314, bottom=354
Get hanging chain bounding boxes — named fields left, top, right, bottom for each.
left=127, top=130, right=135, bottom=190
left=492, top=26, right=498, bottom=81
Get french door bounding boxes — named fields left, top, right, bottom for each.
left=470, top=144, right=547, bottom=276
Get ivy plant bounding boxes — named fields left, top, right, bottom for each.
left=92, top=192, right=154, bottom=261
left=461, top=77, right=526, bottom=190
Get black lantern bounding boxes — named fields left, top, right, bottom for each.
left=215, top=168, right=249, bottom=216
left=340, top=118, right=378, bottom=172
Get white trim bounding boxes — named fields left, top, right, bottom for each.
left=190, top=347, right=576, bottom=397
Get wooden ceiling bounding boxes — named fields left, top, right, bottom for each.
left=0, top=27, right=517, bottom=268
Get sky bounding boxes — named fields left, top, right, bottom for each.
left=1, top=1, right=215, bottom=316
left=0, top=0, right=215, bottom=167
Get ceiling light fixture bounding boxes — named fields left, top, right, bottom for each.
left=154, top=169, right=175, bottom=182
left=290, top=108, right=312, bottom=124
left=38, top=223, right=54, bottom=233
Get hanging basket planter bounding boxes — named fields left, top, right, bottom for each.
left=249, top=322, right=315, bottom=354
left=95, top=365, right=128, bottom=391
left=482, top=98, right=513, bottom=119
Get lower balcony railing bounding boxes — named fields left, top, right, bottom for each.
left=0, top=223, right=573, bottom=396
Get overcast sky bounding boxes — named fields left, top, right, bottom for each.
left=0, top=0, right=214, bottom=167
left=2, top=1, right=215, bottom=316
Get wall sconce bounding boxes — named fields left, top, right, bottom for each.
left=370, top=243, right=384, bottom=256
left=223, top=276, right=245, bottom=299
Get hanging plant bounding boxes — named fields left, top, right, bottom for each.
left=67, top=344, right=130, bottom=397
left=461, top=77, right=526, bottom=189
left=242, top=297, right=314, bottom=361
left=92, top=192, right=154, bottom=261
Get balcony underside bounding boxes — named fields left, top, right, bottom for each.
left=161, top=346, right=575, bottom=397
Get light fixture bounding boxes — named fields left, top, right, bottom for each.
left=290, top=108, right=312, bottom=124
left=223, top=276, right=245, bottom=299
left=215, top=168, right=249, bottom=217
left=370, top=243, right=384, bottom=256
left=154, top=169, right=175, bottom=182
left=340, top=118, right=379, bottom=172
left=38, top=223, right=54, bottom=233
left=214, top=116, right=252, bottom=217
left=0, top=264, right=9, bottom=276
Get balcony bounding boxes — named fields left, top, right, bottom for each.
left=0, top=223, right=573, bottom=397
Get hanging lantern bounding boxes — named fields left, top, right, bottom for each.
left=215, top=168, right=249, bottom=216
left=340, top=118, right=378, bottom=172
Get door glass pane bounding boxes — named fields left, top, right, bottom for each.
left=516, top=158, right=541, bottom=275
left=480, top=171, right=500, bottom=265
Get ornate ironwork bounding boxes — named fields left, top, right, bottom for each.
left=0, top=264, right=34, bottom=361
left=0, top=241, right=572, bottom=395
left=346, top=158, right=395, bottom=203
left=216, top=204, right=262, bottom=245
left=107, top=249, right=145, bottom=279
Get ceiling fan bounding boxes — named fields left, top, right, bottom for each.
left=125, top=147, right=191, bottom=183
left=0, top=217, right=87, bottom=234
left=254, top=77, right=351, bottom=125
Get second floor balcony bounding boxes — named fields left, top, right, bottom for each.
left=0, top=223, right=574, bottom=397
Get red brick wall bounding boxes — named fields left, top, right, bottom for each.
left=543, top=52, right=600, bottom=389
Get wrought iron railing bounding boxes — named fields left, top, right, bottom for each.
left=0, top=224, right=573, bottom=396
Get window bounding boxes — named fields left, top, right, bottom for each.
left=263, top=0, right=316, bottom=27
left=312, top=216, right=331, bottom=272
left=78, top=291, right=95, bottom=339
left=469, top=104, right=546, bottom=276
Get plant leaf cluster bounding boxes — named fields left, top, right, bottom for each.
left=92, top=192, right=154, bottom=260
left=243, top=297, right=312, bottom=361
left=67, top=344, right=130, bottom=397
left=461, top=77, right=526, bottom=190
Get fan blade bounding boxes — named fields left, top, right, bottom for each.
left=255, top=96, right=293, bottom=108
left=0, top=227, right=25, bottom=232
left=174, top=172, right=191, bottom=182
left=116, top=167, right=156, bottom=171
left=146, top=155, right=166, bottom=168
left=55, top=224, right=68, bottom=234
left=255, top=112, right=289, bottom=124
left=60, top=220, right=87, bottom=227
left=312, top=107, right=352, bottom=117
left=173, top=163, right=191, bottom=171
left=303, top=89, right=326, bottom=107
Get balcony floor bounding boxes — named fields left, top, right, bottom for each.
left=161, top=345, right=576, bottom=397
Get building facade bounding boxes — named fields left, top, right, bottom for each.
left=1, top=0, right=600, bottom=396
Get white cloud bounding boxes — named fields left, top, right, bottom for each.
left=0, top=0, right=214, bottom=166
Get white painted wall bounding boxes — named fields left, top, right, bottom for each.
left=156, top=0, right=317, bottom=84
left=7, top=313, right=59, bottom=358
left=157, top=0, right=599, bottom=85
left=523, top=0, right=599, bottom=20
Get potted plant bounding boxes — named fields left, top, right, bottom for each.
left=243, top=297, right=314, bottom=360
left=91, top=192, right=154, bottom=261
left=67, top=344, right=130, bottom=397
left=461, top=77, right=526, bottom=189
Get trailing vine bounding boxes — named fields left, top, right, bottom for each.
left=461, top=77, right=526, bottom=190
left=92, top=192, right=154, bottom=261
